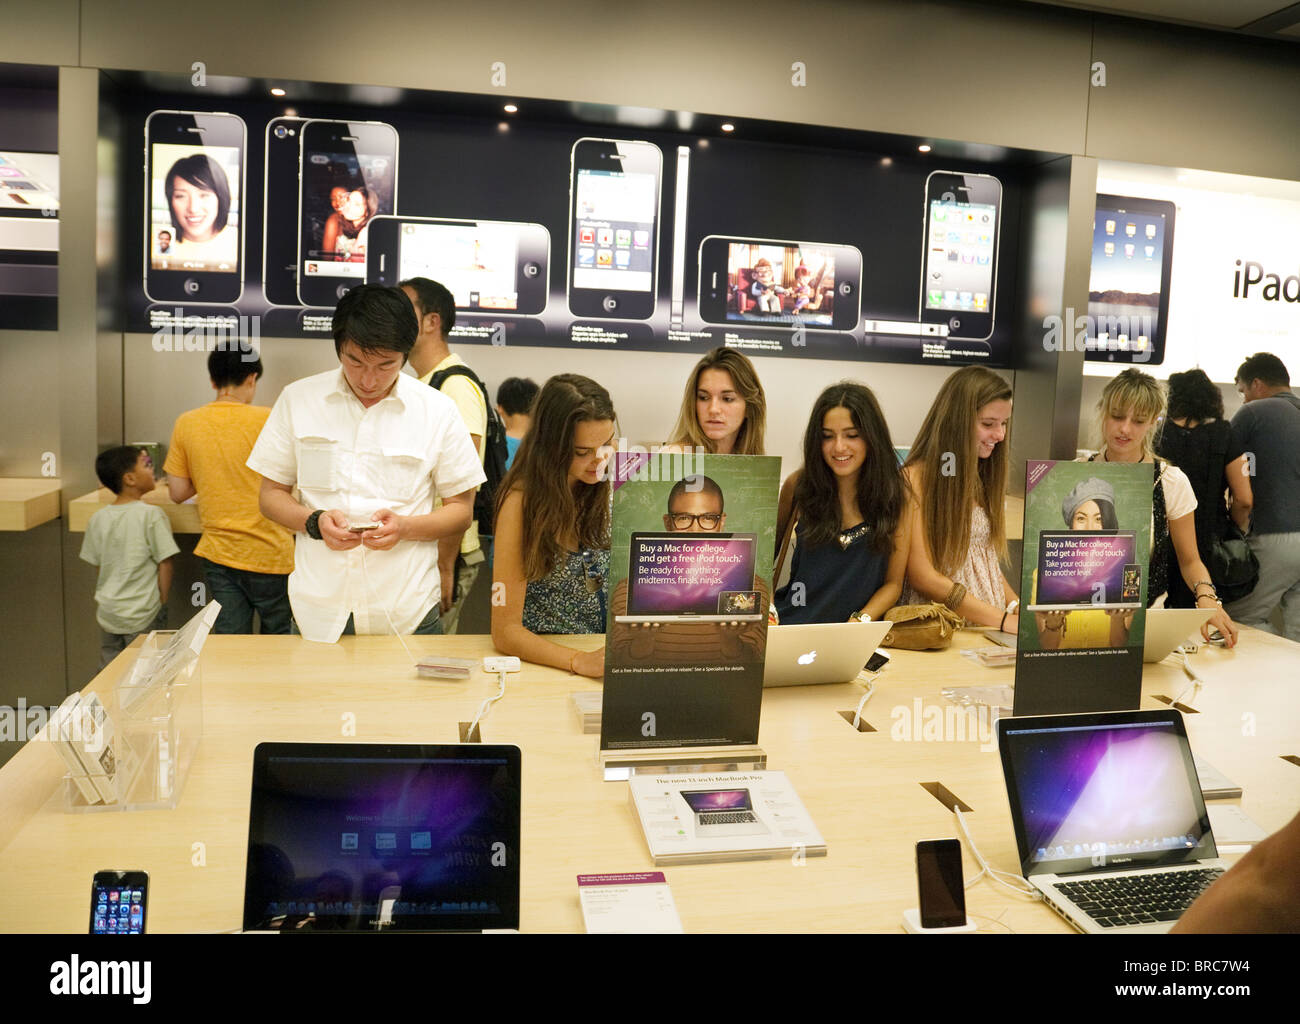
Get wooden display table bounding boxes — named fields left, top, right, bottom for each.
left=0, top=478, right=61, bottom=531
left=0, top=628, right=1294, bottom=933
left=68, top=481, right=201, bottom=534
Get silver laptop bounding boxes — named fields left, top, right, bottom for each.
left=763, top=621, right=892, bottom=687
left=998, top=709, right=1227, bottom=934
left=679, top=788, right=770, bottom=838
left=1143, top=607, right=1214, bottom=663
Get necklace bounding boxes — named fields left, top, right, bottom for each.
left=837, top=522, right=870, bottom=549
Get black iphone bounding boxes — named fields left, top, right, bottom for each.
left=90, top=870, right=149, bottom=934
left=697, top=235, right=863, bottom=331
left=262, top=115, right=306, bottom=306
left=919, top=170, right=1002, bottom=342
left=916, top=838, right=966, bottom=928
left=567, top=137, right=662, bottom=320
left=297, top=119, right=398, bottom=308
left=144, top=110, right=246, bottom=304
left=365, top=215, right=550, bottom=315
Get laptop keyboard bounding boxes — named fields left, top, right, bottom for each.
left=701, top=812, right=757, bottom=825
left=1055, top=868, right=1224, bottom=927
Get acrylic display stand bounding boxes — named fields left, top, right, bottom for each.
left=64, top=627, right=205, bottom=813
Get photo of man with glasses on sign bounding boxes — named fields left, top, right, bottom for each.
left=607, top=475, right=769, bottom=667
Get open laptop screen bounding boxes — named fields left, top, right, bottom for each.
left=626, top=532, right=756, bottom=616
left=1036, top=530, right=1136, bottom=606
left=999, top=712, right=1215, bottom=877
left=243, top=743, right=520, bottom=932
left=680, top=789, right=753, bottom=813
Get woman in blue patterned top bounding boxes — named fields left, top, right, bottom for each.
left=491, top=374, right=613, bottom=678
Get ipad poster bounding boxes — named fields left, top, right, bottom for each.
left=599, top=452, right=779, bottom=752
left=1013, top=460, right=1153, bottom=717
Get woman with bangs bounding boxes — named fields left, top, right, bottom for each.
left=773, top=382, right=910, bottom=624
left=1082, top=369, right=1238, bottom=646
left=902, top=366, right=1021, bottom=632
left=491, top=374, right=614, bottom=678
left=665, top=347, right=767, bottom=455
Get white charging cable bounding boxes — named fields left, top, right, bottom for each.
left=851, top=678, right=875, bottom=730
left=358, top=543, right=418, bottom=666
left=954, top=808, right=1040, bottom=900
left=466, top=657, right=520, bottom=738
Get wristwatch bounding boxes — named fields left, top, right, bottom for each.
left=855, top=611, right=872, bottom=623
left=305, top=509, right=324, bottom=540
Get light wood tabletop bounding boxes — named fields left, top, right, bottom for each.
left=1, top=627, right=1295, bottom=933
left=68, top=482, right=201, bottom=534
left=0, top=478, right=61, bottom=531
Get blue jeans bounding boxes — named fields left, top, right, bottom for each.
left=199, top=559, right=292, bottom=634
left=99, top=606, right=168, bottom=670
left=291, top=604, right=444, bottom=637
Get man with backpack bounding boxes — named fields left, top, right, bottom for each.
left=401, top=277, right=507, bottom=634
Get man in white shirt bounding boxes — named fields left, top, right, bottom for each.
left=248, top=285, right=486, bottom=643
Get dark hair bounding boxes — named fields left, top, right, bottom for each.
left=1094, top=500, right=1119, bottom=530
left=331, top=284, right=417, bottom=360
left=1165, top=368, right=1223, bottom=421
left=496, top=374, right=614, bottom=581
left=1235, top=352, right=1290, bottom=388
left=497, top=377, right=540, bottom=416
left=158, top=230, right=171, bottom=238
left=165, top=153, right=231, bottom=238
left=96, top=445, right=144, bottom=494
left=400, top=276, right=456, bottom=335
left=667, top=475, right=723, bottom=513
left=208, top=342, right=262, bottom=388
left=795, top=382, right=905, bottom=554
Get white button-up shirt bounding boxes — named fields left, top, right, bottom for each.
left=248, top=368, right=486, bottom=643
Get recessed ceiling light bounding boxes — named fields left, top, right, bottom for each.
left=918, top=144, right=931, bottom=153
left=721, top=123, right=735, bottom=132
left=880, top=156, right=893, bottom=167
left=497, top=121, right=510, bottom=133
left=503, top=103, right=518, bottom=114
left=270, top=87, right=286, bottom=97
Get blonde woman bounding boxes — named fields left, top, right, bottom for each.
left=665, top=347, right=767, bottom=455
left=1081, top=368, right=1238, bottom=647
left=902, top=366, right=1020, bottom=631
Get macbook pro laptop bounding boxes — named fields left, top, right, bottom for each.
left=998, top=710, right=1227, bottom=933
left=1142, top=607, right=1215, bottom=663
left=616, top=531, right=763, bottom=623
left=679, top=788, right=770, bottom=838
left=1026, top=530, right=1142, bottom=612
left=243, top=742, right=521, bottom=932
left=763, top=621, right=892, bottom=687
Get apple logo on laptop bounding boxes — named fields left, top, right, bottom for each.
left=797, top=650, right=817, bottom=665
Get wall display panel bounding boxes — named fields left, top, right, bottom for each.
left=115, top=83, right=1033, bottom=368
left=1085, top=161, right=1300, bottom=380
left=0, top=64, right=58, bottom=331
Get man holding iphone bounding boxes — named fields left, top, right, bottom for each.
left=248, top=285, right=485, bottom=643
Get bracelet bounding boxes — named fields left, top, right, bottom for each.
left=1192, top=581, right=1217, bottom=595
left=1006, top=600, right=1019, bottom=613
left=568, top=650, right=579, bottom=674
left=943, top=582, right=968, bottom=612
left=999, top=611, right=1008, bottom=632
left=304, top=509, right=324, bottom=540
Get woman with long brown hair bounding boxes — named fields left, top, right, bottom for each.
left=774, top=382, right=910, bottom=623
left=665, top=347, right=767, bottom=455
left=902, top=366, right=1020, bottom=631
left=491, top=374, right=615, bottom=678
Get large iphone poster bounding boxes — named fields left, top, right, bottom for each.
left=0, top=64, right=58, bottom=331
left=122, top=90, right=1021, bottom=367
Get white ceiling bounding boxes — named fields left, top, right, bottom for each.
left=1018, top=0, right=1300, bottom=34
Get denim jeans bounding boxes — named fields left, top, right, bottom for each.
left=199, top=558, right=293, bottom=634
left=99, top=606, right=169, bottom=670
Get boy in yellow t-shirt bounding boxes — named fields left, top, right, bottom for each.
left=164, top=344, right=295, bottom=633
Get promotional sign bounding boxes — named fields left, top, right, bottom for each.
left=600, top=452, right=779, bottom=751
left=1085, top=162, right=1300, bottom=377
left=121, top=88, right=1022, bottom=367
left=1014, top=460, right=1152, bottom=716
